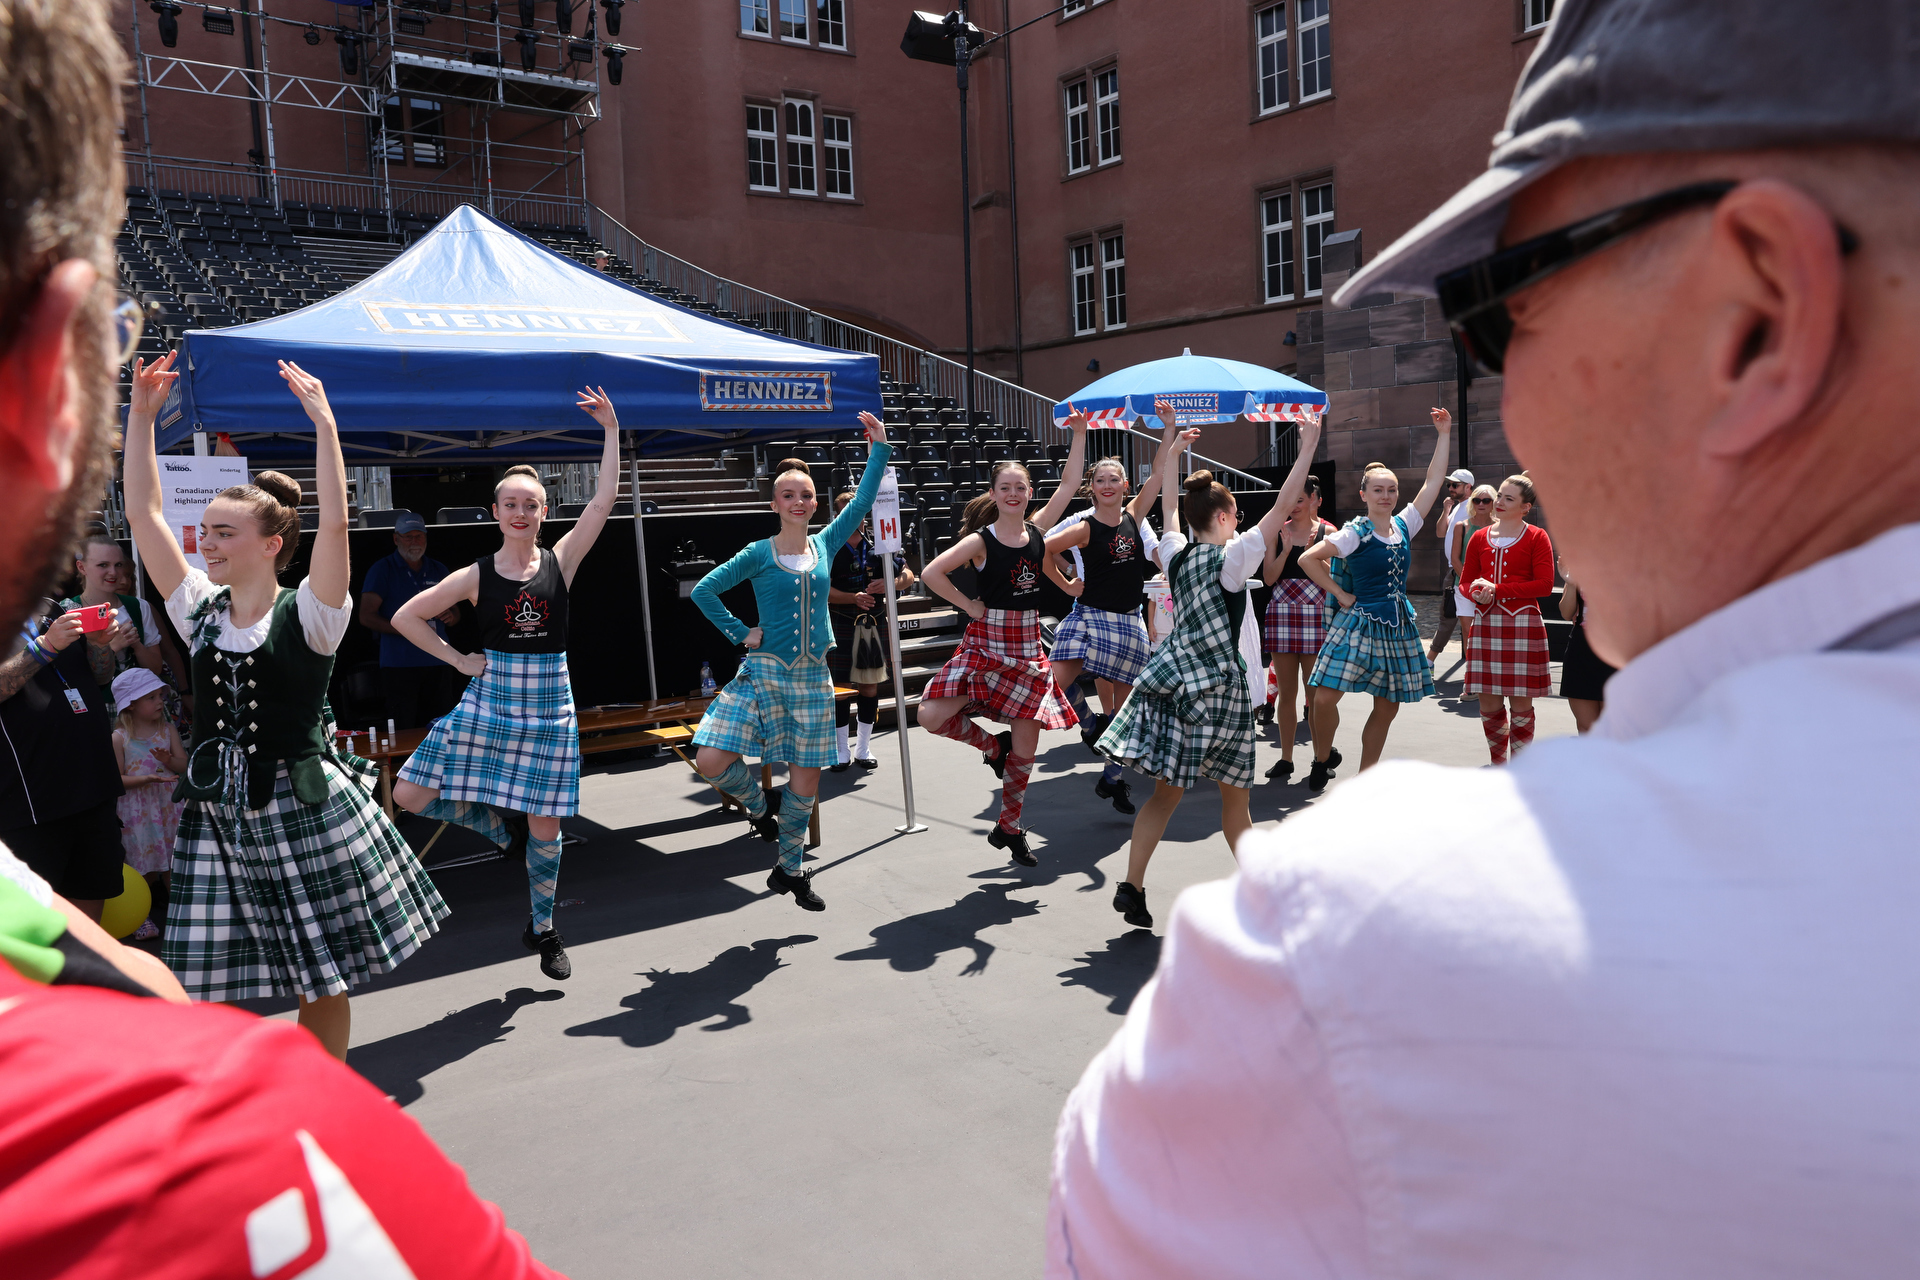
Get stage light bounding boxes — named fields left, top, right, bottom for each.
left=1283, top=331, right=1297, bottom=346
left=603, top=42, right=625, bottom=85
left=303, top=23, right=321, bottom=44
left=600, top=0, right=624, bottom=36
left=468, top=48, right=503, bottom=65
left=515, top=29, right=539, bottom=71
left=437, top=0, right=454, bottom=11
left=555, top=0, right=574, bottom=34
left=1086, top=359, right=1100, bottom=373
left=335, top=29, right=361, bottom=76
left=398, top=13, right=430, bottom=35
left=149, top=0, right=181, bottom=48
left=202, top=6, right=234, bottom=35
left=518, top=0, right=535, bottom=29
left=567, top=38, right=594, bottom=63
left=900, top=10, right=987, bottom=65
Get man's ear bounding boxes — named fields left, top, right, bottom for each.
left=0, top=259, right=98, bottom=492
left=1697, top=180, right=1847, bottom=459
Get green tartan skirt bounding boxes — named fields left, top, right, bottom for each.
left=1097, top=677, right=1257, bottom=791
left=163, top=751, right=448, bottom=1003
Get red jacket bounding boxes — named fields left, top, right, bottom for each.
left=1460, top=523, right=1555, bottom=615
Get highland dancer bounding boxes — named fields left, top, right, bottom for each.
left=918, top=415, right=1089, bottom=866
left=1297, top=408, right=1455, bottom=789
left=688, top=414, right=894, bottom=911
left=389, top=387, right=626, bottom=982
left=1097, top=414, right=1321, bottom=929
left=1258, top=473, right=1340, bottom=784
left=124, top=354, right=446, bottom=1059
left=1459, top=474, right=1556, bottom=762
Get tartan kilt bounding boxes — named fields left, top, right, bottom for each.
left=693, top=653, right=837, bottom=768
left=1310, top=606, right=1435, bottom=703
left=1462, top=607, right=1552, bottom=697
left=828, top=606, right=891, bottom=684
left=1050, top=602, right=1150, bottom=684
left=1098, top=679, right=1255, bottom=790
left=922, top=609, right=1076, bottom=728
left=398, top=649, right=579, bottom=816
left=164, top=752, right=447, bottom=1003
left=1263, top=579, right=1328, bottom=655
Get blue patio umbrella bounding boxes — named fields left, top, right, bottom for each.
left=1051, top=348, right=1326, bottom=429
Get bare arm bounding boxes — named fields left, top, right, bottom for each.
left=159, top=722, right=189, bottom=775
left=358, top=592, right=401, bottom=637
left=122, top=354, right=190, bottom=601
left=393, top=564, right=486, bottom=676
left=1044, top=552, right=1083, bottom=598
left=0, top=612, right=86, bottom=703
left=1032, top=412, right=1090, bottom=530
left=1298, top=540, right=1353, bottom=610
left=1252, top=420, right=1324, bottom=551
left=1043, top=521, right=1092, bottom=556
left=277, top=361, right=350, bottom=608
left=1127, top=409, right=1182, bottom=523
left=922, top=533, right=988, bottom=620
left=555, top=386, right=623, bottom=584
left=1560, top=574, right=1581, bottom=621
left=53, top=896, right=188, bottom=1003
left=1406, top=408, right=1455, bottom=522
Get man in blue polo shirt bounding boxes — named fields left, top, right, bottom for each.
left=358, top=513, right=462, bottom=728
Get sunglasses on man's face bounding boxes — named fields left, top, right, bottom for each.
left=1438, top=180, right=1859, bottom=376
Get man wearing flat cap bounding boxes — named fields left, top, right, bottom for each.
left=1049, top=2, right=1920, bottom=1275
left=359, top=512, right=462, bottom=729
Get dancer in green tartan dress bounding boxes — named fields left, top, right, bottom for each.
left=1097, top=411, right=1322, bottom=930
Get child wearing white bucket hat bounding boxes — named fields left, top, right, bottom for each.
left=110, top=667, right=187, bottom=939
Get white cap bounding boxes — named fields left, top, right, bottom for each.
left=1448, top=469, right=1476, bottom=485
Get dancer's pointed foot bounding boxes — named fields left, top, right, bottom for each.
left=767, top=865, right=826, bottom=911
left=1094, top=774, right=1135, bottom=814
left=1265, top=758, right=1295, bottom=783
left=522, top=920, right=572, bottom=981
left=985, top=730, right=1013, bottom=780
left=493, top=806, right=530, bottom=859
left=1079, top=713, right=1110, bottom=756
left=988, top=825, right=1038, bottom=867
left=1113, top=882, right=1152, bottom=929
left=749, top=789, right=782, bottom=842
left=1307, top=759, right=1333, bottom=793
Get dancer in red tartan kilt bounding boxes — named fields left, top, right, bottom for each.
left=1459, top=474, right=1556, bottom=763
left=919, top=413, right=1089, bottom=867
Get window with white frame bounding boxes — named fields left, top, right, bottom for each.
left=1262, top=191, right=1295, bottom=302
left=1524, top=0, right=1554, bottom=30
left=1062, top=0, right=1086, bottom=13
left=740, top=0, right=770, bottom=37
left=1071, top=241, right=1097, bottom=334
left=1065, top=79, right=1091, bottom=174
left=822, top=113, right=853, bottom=198
left=1256, top=4, right=1288, bottom=114
left=1094, top=69, right=1121, bottom=165
left=785, top=100, right=816, bottom=194
left=1298, top=0, right=1331, bottom=101
left=1102, top=233, right=1126, bottom=329
left=817, top=0, right=846, bottom=48
left=779, top=0, right=807, bottom=41
left=1302, top=182, right=1334, bottom=295
left=747, top=104, right=780, bottom=190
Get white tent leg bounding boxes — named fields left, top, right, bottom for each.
left=630, top=439, right=657, bottom=699
left=882, top=552, right=926, bottom=834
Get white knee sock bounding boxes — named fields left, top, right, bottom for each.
left=834, top=723, right=850, bottom=764
left=854, top=719, right=873, bottom=759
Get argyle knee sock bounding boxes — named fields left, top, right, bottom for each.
left=997, top=753, right=1035, bottom=833
left=700, top=758, right=767, bottom=818
left=1059, top=679, right=1094, bottom=725
left=1480, top=706, right=1511, bottom=765
left=931, top=709, right=999, bottom=757
left=854, top=719, right=874, bottom=759
left=775, top=788, right=817, bottom=873
left=834, top=723, right=851, bottom=765
left=416, top=796, right=511, bottom=848
left=526, top=835, right=562, bottom=933
left=1510, top=709, right=1537, bottom=756
left=1101, top=761, right=1124, bottom=784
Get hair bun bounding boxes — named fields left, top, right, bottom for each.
left=252, top=471, right=303, bottom=509
left=1183, top=469, right=1215, bottom=494
left=775, top=457, right=811, bottom=478
left=503, top=464, right=541, bottom=482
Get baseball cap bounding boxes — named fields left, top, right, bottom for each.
left=110, top=667, right=169, bottom=709
left=392, top=512, right=426, bottom=534
left=1448, top=469, right=1475, bottom=485
left=1336, top=0, right=1920, bottom=305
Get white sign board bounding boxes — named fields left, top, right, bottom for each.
left=157, top=456, right=249, bottom=570
left=871, top=466, right=903, bottom=554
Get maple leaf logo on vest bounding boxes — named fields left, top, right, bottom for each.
left=1110, top=532, right=1137, bottom=562
left=506, top=590, right=550, bottom=635
left=1012, top=560, right=1038, bottom=592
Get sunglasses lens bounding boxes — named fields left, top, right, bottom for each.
left=113, top=296, right=146, bottom=364
left=1457, top=308, right=1511, bottom=377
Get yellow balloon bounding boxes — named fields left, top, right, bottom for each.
left=99, top=864, right=153, bottom=940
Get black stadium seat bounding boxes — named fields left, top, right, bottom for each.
left=437, top=506, right=493, bottom=524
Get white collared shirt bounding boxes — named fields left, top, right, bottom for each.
left=1049, top=522, right=1920, bottom=1279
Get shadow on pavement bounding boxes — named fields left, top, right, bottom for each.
left=1056, top=930, right=1163, bottom=1014
left=347, top=986, right=567, bottom=1106
left=564, top=935, right=818, bottom=1048
left=836, top=883, right=1043, bottom=976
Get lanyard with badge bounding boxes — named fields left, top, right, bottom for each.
left=23, top=619, right=88, bottom=714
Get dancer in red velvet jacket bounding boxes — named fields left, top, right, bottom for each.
left=1458, top=475, right=1556, bottom=762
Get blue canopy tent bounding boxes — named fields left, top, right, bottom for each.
left=1051, top=349, right=1327, bottom=429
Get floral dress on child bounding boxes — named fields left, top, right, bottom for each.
left=117, top=732, right=183, bottom=875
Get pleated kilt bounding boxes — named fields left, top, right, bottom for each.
left=1098, top=679, right=1255, bottom=790
left=1310, top=606, right=1435, bottom=703
left=922, top=609, right=1077, bottom=728
left=693, top=652, right=837, bottom=768
left=398, top=649, right=579, bottom=816
left=164, top=752, right=447, bottom=1003
left=1050, top=602, right=1150, bottom=684
left=1263, top=578, right=1329, bottom=654
left=1462, top=607, right=1552, bottom=698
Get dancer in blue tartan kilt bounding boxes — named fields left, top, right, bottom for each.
left=388, top=386, right=628, bottom=982
left=123, top=354, right=445, bottom=1060
left=1044, top=411, right=1182, bottom=815
left=688, top=412, right=894, bottom=913
left=1095, top=410, right=1322, bottom=930
left=1296, top=407, right=1456, bottom=793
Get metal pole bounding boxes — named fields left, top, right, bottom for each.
left=955, top=9, right=976, bottom=418
left=252, top=1, right=281, bottom=208
left=629, top=437, right=658, bottom=698
left=129, top=1, right=155, bottom=189
left=881, top=551, right=926, bottom=834
left=1000, top=0, right=1024, bottom=386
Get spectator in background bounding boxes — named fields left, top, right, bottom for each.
left=0, top=603, right=127, bottom=920
left=111, top=666, right=185, bottom=940
left=359, top=511, right=462, bottom=728
left=60, top=533, right=187, bottom=714
left=593, top=250, right=610, bottom=272
left=1426, top=468, right=1475, bottom=662
left=1557, top=560, right=1616, bottom=733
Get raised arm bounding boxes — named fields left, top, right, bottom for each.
left=277, top=362, right=349, bottom=608
left=1126, top=405, right=1184, bottom=523
left=1156, top=414, right=1197, bottom=551
left=393, top=565, right=484, bottom=675
left=922, top=533, right=988, bottom=620
left=1407, top=407, right=1455, bottom=522
left=819, top=413, right=893, bottom=546
left=1251, top=419, right=1324, bottom=551
left=1031, top=408, right=1089, bottom=530
left=555, top=386, right=624, bottom=584
left=122, top=353, right=190, bottom=600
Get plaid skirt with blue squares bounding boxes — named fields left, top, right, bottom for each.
left=398, top=649, right=580, bottom=816
left=693, top=653, right=838, bottom=768
left=1050, top=602, right=1151, bottom=684
left=1309, top=604, right=1435, bottom=703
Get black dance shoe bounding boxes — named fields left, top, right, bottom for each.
left=767, top=865, right=826, bottom=911
left=492, top=806, right=530, bottom=859
left=1256, top=703, right=1275, bottom=726
left=1079, top=713, right=1111, bottom=756
left=985, top=730, right=1014, bottom=780
left=1265, top=758, right=1295, bottom=783
left=749, top=789, right=782, bottom=842
left=1094, top=774, right=1136, bottom=814
left=1113, top=882, right=1153, bottom=929
left=989, top=826, right=1038, bottom=867
left=853, top=754, right=880, bottom=771
left=1306, top=759, right=1333, bottom=793
left=1326, top=747, right=1344, bottom=772
left=828, top=759, right=851, bottom=773
left=522, top=920, right=572, bottom=981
